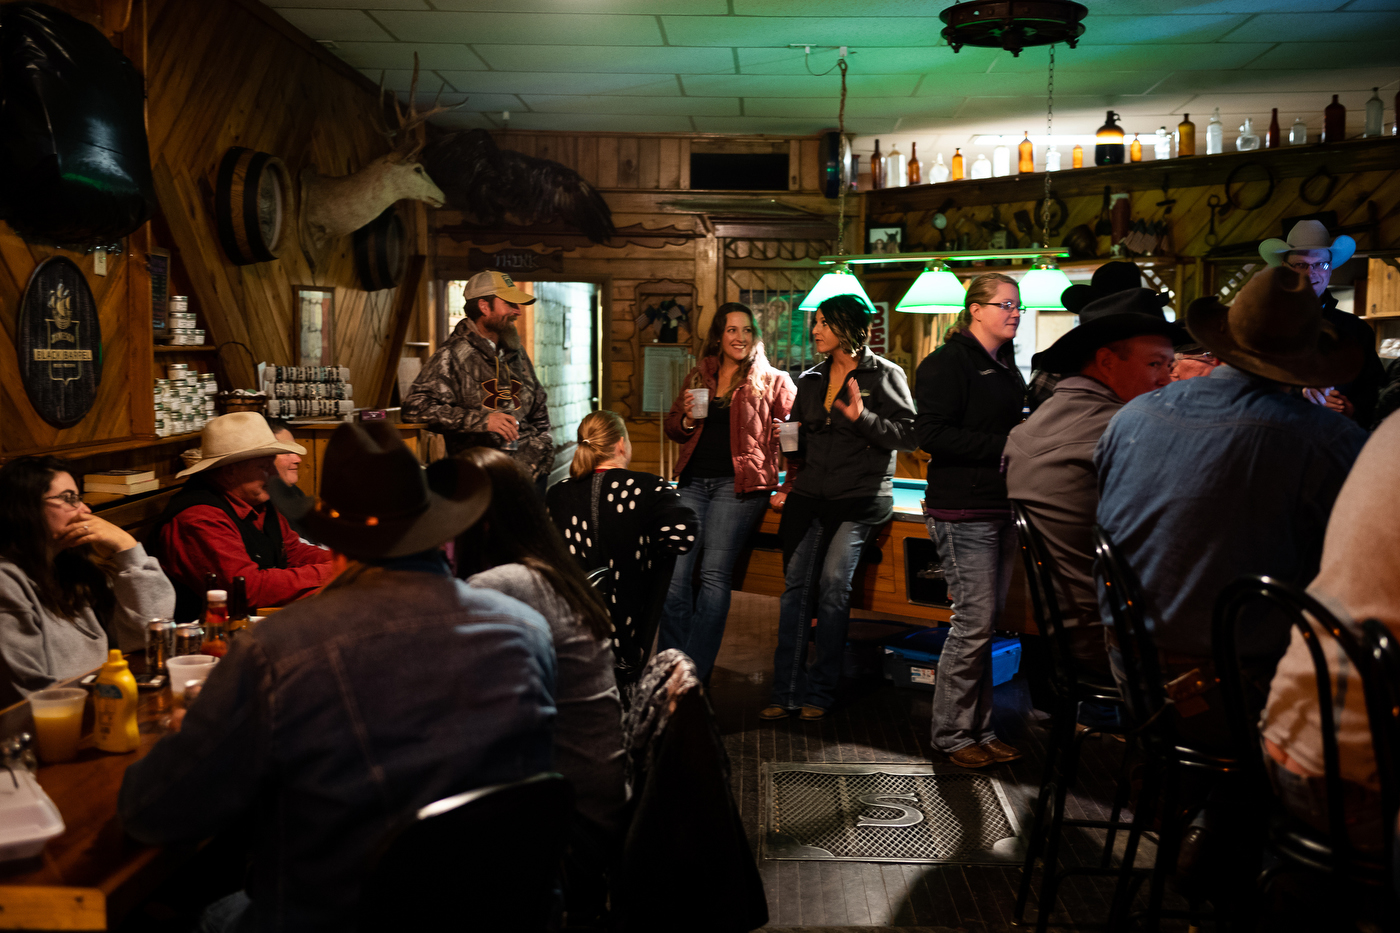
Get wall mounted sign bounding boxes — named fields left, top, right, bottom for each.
left=868, top=302, right=890, bottom=357
left=17, top=257, right=102, bottom=427
left=467, top=248, right=563, bottom=275
left=149, top=247, right=170, bottom=337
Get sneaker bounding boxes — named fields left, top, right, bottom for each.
left=758, top=705, right=790, bottom=721
left=981, top=739, right=1023, bottom=762
left=946, top=745, right=997, bottom=769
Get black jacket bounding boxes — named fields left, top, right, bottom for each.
left=784, top=347, right=916, bottom=501
left=1320, top=289, right=1385, bottom=429
left=915, top=331, right=1027, bottom=510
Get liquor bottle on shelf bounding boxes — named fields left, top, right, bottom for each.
left=1154, top=126, right=1171, bottom=160
left=1095, top=110, right=1125, bottom=165
left=1324, top=94, right=1346, bottom=143
left=907, top=142, right=921, bottom=185
left=886, top=143, right=907, bottom=188
left=1237, top=117, right=1260, bottom=151
left=930, top=152, right=950, bottom=183
left=1206, top=108, right=1223, bottom=154
left=950, top=148, right=964, bottom=180
left=1267, top=108, right=1281, bottom=149
left=991, top=142, right=1010, bottom=176
left=970, top=153, right=992, bottom=178
left=1018, top=131, right=1034, bottom=172
left=1071, top=143, right=1083, bottom=168
left=1365, top=88, right=1383, bottom=137
left=1045, top=145, right=1062, bottom=172
left=1290, top=117, right=1308, bottom=145
left=871, top=139, right=885, bottom=189
left=1177, top=113, right=1196, bottom=156
left=1129, top=133, right=1142, bottom=162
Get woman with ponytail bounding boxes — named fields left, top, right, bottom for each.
left=546, top=411, right=696, bottom=682
left=658, top=303, right=795, bottom=679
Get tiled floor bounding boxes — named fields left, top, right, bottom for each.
left=707, top=592, right=1162, bottom=932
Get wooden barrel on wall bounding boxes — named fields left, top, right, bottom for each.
left=214, top=147, right=289, bottom=265
left=353, top=207, right=406, bottom=292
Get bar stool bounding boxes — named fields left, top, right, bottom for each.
left=1009, top=501, right=1134, bottom=932
left=1214, top=577, right=1399, bottom=925
left=1092, top=525, right=1237, bottom=932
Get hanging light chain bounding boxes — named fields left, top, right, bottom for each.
left=836, top=56, right=849, bottom=257
left=1041, top=43, right=1055, bottom=247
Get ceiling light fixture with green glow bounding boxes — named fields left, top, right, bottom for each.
left=798, top=262, right=872, bottom=311
left=1018, top=257, right=1074, bottom=311
left=895, top=260, right=967, bottom=314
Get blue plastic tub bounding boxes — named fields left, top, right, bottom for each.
left=881, top=628, right=1022, bottom=692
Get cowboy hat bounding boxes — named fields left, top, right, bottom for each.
left=1033, top=288, right=1180, bottom=375
left=1185, top=265, right=1365, bottom=387
left=1059, top=261, right=1167, bottom=315
left=176, top=412, right=306, bottom=478
left=1258, top=219, right=1356, bottom=269
left=270, top=421, right=490, bottom=561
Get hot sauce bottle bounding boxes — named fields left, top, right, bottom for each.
left=202, top=589, right=229, bottom=658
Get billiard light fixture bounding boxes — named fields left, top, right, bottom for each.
left=814, top=248, right=1073, bottom=313
left=894, top=260, right=967, bottom=314
left=797, top=261, right=872, bottom=311
left=1018, top=256, right=1075, bottom=311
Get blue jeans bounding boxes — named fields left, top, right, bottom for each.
left=658, top=477, right=768, bottom=679
left=927, top=518, right=1018, bottom=753
left=770, top=518, right=877, bottom=710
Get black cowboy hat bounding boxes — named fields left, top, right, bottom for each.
left=1059, top=261, right=1166, bottom=315
left=1186, top=265, right=1365, bottom=387
left=1032, top=288, right=1181, bottom=376
left=270, top=422, right=490, bottom=560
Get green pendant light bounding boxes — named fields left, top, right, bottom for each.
left=1019, top=256, right=1074, bottom=311
left=896, top=260, right=967, bottom=313
left=798, top=262, right=872, bottom=311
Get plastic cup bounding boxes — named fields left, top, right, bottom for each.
left=167, top=656, right=217, bottom=704
left=778, top=422, right=801, bottom=453
left=30, top=688, right=88, bottom=763
left=688, top=388, right=709, bottom=420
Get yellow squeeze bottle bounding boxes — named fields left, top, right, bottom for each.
left=93, top=650, right=140, bottom=753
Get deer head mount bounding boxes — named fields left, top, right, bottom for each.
left=298, top=56, right=461, bottom=270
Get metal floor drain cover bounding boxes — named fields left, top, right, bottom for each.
left=762, top=762, right=1023, bottom=864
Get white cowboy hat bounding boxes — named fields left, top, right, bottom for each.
left=177, top=412, right=306, bottom=478
left=1259, top=219, right=1356, bottom=269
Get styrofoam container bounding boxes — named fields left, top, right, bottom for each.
left=0, top=769, right=65, bottom=861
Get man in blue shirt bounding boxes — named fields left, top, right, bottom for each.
left=1094, top=265, right=1368, bottom=754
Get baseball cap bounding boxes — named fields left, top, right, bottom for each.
left=462, top=270, right=535, bottom=306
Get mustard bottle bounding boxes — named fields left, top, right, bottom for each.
left=93, top=650, right=140, bottom=753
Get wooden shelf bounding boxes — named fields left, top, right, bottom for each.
left=154, top=345, right=217, bottom=353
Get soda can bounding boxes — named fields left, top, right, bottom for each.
left=174, top=623, right=205, bottom=657
left=147, top=618, right=176, bottom=671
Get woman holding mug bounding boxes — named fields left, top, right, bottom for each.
left=763, top=295, right=916, bottom=721
left=914, top=272, right=1027, bottom=768
left=659, top=303, right=796, bottom=679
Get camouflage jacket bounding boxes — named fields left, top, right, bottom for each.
left=403, top=317, right=553, bottom=479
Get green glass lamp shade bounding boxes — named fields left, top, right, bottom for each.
left=896, top=265, right=966, bottom=313
left=1019, top=262, right=1074, bottom=311
left=798, top=263, right=872, bottom=311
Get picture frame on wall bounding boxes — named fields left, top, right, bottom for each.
left=866, top=224, right=904, bottom=269
left=293, top=286, right=335, bottom=366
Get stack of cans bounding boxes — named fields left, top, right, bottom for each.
left=154, top=364, right=218, bottom=436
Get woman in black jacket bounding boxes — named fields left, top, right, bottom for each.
left=761, top=295, right=916, bottom=721
left=914, top=272, right=1027, bottom=768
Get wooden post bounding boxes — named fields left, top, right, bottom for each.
left=374, top=255, right=427, bottom=408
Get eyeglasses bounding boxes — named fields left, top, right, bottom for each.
left=974, top=300, right=1025, bottom=312
left=1286, top=260, right=1330, bottom=273
left=44, top=491, right=84, bottom=508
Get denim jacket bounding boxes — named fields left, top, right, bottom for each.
left=119, top=557, right=557, bottom=933
left=1094, top=365, right=1367, bottom=659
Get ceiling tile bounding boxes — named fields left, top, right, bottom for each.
left=371, top=10, right=663, bottom=45
left=733, top=0, right=944, bottom=12
left=692, top=115, right=897, bottom=134
left=990, top=43, right=1276, bottom=72
left=431, top=0, right=724, bottom=10
left=1221, top=11, right=1400, bottom=41
left=471, top=44, right=733, bottom=73
left=396, top=91, right=519, bottom=112
left=743, top=97, right=963, bottom=118
left=488, top=113, right=695, bottom=132
left=1245, top=41, right=1400, bottom=69
left=1152, top=69, right=1400, bottom=94
left=1075, top=14, right=1252, bottom=44
left=267, top=0, right=428, bottom=8
left=1067, top=0, right=1349, bottom=10
left=682, top=73, right=921, bottom=98
left=332, top=42, right=485, bottom=70
left=738, top=45, right=1000, bottom=75
left=426, top=112, right=498, bottom=131
left=436, top=72, right=682, bottom=96
left=519, top=95, right=739, bottom=116
left=273, top=9, right=393, bottom=42
left=660, top=15, right=946, bottom=48
left=363, top=68, right=480, bottom=92
left=917, top=71, right=1170, bottom=97
left=1344, top=0, right=1400, bottom=8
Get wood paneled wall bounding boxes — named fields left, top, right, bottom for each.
left=1, top=0, right=430, bottom=459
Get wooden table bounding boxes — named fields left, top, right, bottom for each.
left=0, top=668, right=177, bottom=930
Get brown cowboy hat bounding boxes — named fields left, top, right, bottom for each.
left=1184, top=265, right=1366, bottom=387
left=270, top=421, right=490, bottom=560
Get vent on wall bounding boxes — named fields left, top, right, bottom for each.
left=689, top=153, right=789, bottom=191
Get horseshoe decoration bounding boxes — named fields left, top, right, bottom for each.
left=1300, top=165, right=1338, bottom=206
left=1033, top=196, right=1068, bottom=236
left=1225, top=161, right=1275, bottom=211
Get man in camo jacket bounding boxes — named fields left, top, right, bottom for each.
left=404, top=271, right=553, bottom=485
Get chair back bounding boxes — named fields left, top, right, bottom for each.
left=1213, top=576, right=1383, bottom=871
left=359, top=772, right=573, bottom=932
left=1091, top=524, right=1168, bottom=742
left=1361, top=619, right=1400, bottom=849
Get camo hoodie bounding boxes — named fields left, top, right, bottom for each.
left=403, top=316, right=553, bottom=479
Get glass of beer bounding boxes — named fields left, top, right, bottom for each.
left=30, top=688, right=88, bottom=763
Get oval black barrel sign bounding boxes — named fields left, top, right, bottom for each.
left=17, top=257, right=102, bottom=427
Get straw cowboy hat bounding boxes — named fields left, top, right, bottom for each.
left=176, top=412, right=305, bottom=478
left=1033, top=288, right=1180, bottom=375
left=1258, top=219, right=1356, bottom=269
left=1185, top=265, right=1366, bottom=387
left=270, top=421, right=490, bottom=560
